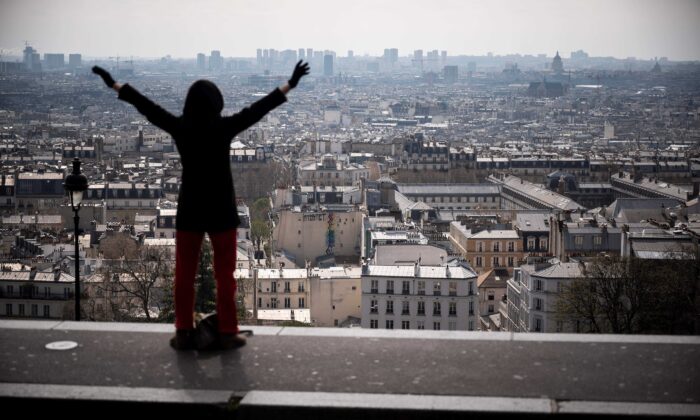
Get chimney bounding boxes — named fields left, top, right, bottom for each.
left=54, top=267, right=61, bottom=282
left=414, top=260, right=420, bottom=277
left=29, top=266, right=37, bottom=281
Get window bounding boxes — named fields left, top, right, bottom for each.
left=19, top=304, right=25, bottom=316
left=386, top=300, right=394, bottom=314
left=448, top=321, right=457, bottom=331
left=386, top=320, right=394, bottom=330
left=433, top=322, right=441, bottom=330
left=417, top=281, right=425, bottom=295
left=508, top=256, right=515, bottom=267
left=402, top=301, right=410, bottom=315
left=417, top=320, right=425, bottom=330
left=449, top=281, right=457, bottom=296
left=535, top=279, right=543, bottom=291
left=535, top=318, right=542, bottom=332
left=258, top=297, right=262, bottom=308
left=299, top=297, right=305, bottom=308
left=31, top=304, right=38, bottom=317
left=371, top=280, right=378, bottom=294
left=402, top=281, right=410, bottom=295
left=5, top=304, right=11, bottom=316
left=370, top=319, right=378, bottom=329
left=433, top=281, right=441, bottom=296
left=468, top=301, right=474, bottom=315
left=271, top=298, right=278, bottom=308
left=493, top=242, right=500, bottom=252
left=527, top=237, right=535, bottom=251
left=271, top=281, right=277, bottom=293
left=477, top=242, right=484, bottom=252
left=401, top=321, right=410, bottom=330
left=575, top=236, right=584, bottom=247
left=493, top=256, right=500, bottom=267
left=488, top=293, right=495, bottom=301
left=468, top=281, right=474, bottom=296
left=534, top=298, right=543, bottom=311
left=488, top=304, right=494, bottom=313
left=449, top=302, right=457, bottom=316
left=386, top=280, right=394, bottom=295
left=475, top=256, right=482, bottom=267
left=540, top=238, right=548, bottom=251
left=284, top=297, right=291, bottom=308
left=284, top=281, right=291, bottom=293
left=298, top=282, right=305, bottom=292
left=7, top=285, right=13, bottom=296
left=370, top=299, right=378, bottom=314
left=508, top=242, right=515, bottom=252
left=417, top=301, right=425, bottom=315
left=594, top=236, right=602, bottom=246
left=43, top=305, right=50, bottom=318
left=433, top=301, right=441, bottom=316
left=469, top=320, right=474, bottom=330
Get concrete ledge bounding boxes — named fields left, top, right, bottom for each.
left=2, top=320, right=696, bottom=344
left=239, top=391, right=700, bottom=418
left=0, top=382, right=238, bottom=405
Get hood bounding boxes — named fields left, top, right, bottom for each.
left=183, top=80, right=224, bottom=121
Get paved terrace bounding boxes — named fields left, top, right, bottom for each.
left=1, top=320, right=699, bottom=418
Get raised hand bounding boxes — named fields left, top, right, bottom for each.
left=288, top=60, right=310, bottom=88
left=92, top=66, right=116, bottom=89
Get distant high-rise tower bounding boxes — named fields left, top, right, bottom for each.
left=347, top=50, right=354, bottom=59
left=23, top=45, right=40, bottom=71
left=324, top=54, right=333, bottom=76
left=256, top=49, right=263, bottom=67
left=68, top=54, right=82, bottom=69
left=551, top=51, right=564, bottom=74
left=443, top=65, right=458, bottom=83
left=197, top=53, right=206, bottom=71
left=307, top=48, right=313, bottom=62
left=298, top=48, right=305, bottom=60
left=383, top=48, right=398, bottom=67
left=209, top=50, right=223, bottom=71
left=441, top=50, right=447, bottom=65
left=44, top=53, right=65, bottom=69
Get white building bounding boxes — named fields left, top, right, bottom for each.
left=0, top=268, right=76, bottom=319
left=298, top=154, right=368, bottom=187
left=360, top=262, right=479, bottom=331
left=505, top=260, right=583, bottom=333
left=308, top=266, right=362, bottom=327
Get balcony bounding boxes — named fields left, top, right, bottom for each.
left=0, top=320, right=698, bottom=418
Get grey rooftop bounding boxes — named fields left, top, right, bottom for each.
left=0, top=320, right=699, bottom=418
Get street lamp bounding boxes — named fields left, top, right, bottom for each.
left=64, top=158, right=88, bottom=321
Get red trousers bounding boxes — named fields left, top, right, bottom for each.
left=175, top=229, right=239, bottom=334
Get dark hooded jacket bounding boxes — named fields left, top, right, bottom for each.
left=118, top=81, right=286, bottom=232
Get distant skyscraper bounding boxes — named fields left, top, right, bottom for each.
left=44, top=53, right=65, bottom=69
left=23, top=45, right=40, bottom=71
left=324, top=54, right=333, bottom=76
left=209, top=50, right=223, bottom=71
left=383, top=48, right=398, bottom=67
left=414, top=49, right=423, bottom=61
left=307, top=48, right=313, bottom=61
left=551, top=51, right=564, bottom=74
left=256, top=48, right=263, bottom=67
left=443, top=65, right=458, bottom=83
left=441, top=50, right=447, bottom=65
left=347, top=50, right=354, bottom=59
left=570, top=49, right=589, bottom=60
left=68, top=54, right=81, bottom=69
left=298, top=48, right=305, bottom=60
left=197, top=53, right=206, bottom=71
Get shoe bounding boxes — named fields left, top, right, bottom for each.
left=170, top=329, right=196, bottom=350
left=217, top=333, right=247, bottom=350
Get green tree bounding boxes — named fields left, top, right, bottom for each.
left=195, top=240, right=216, bottom=314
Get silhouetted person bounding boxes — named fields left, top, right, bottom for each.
left=93, top=61, right=309, bottom=350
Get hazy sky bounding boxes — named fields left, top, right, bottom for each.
left=1, top=0, right=699, bottom=60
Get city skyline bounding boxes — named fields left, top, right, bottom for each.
left=1, top=0, right=700, bottom=61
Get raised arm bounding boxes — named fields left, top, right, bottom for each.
left=222, top=61, right=309, bottom=138
left=92, top=66, right=179, bottom=135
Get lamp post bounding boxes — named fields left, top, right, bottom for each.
left=64, top=158, right=88, bottom=321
